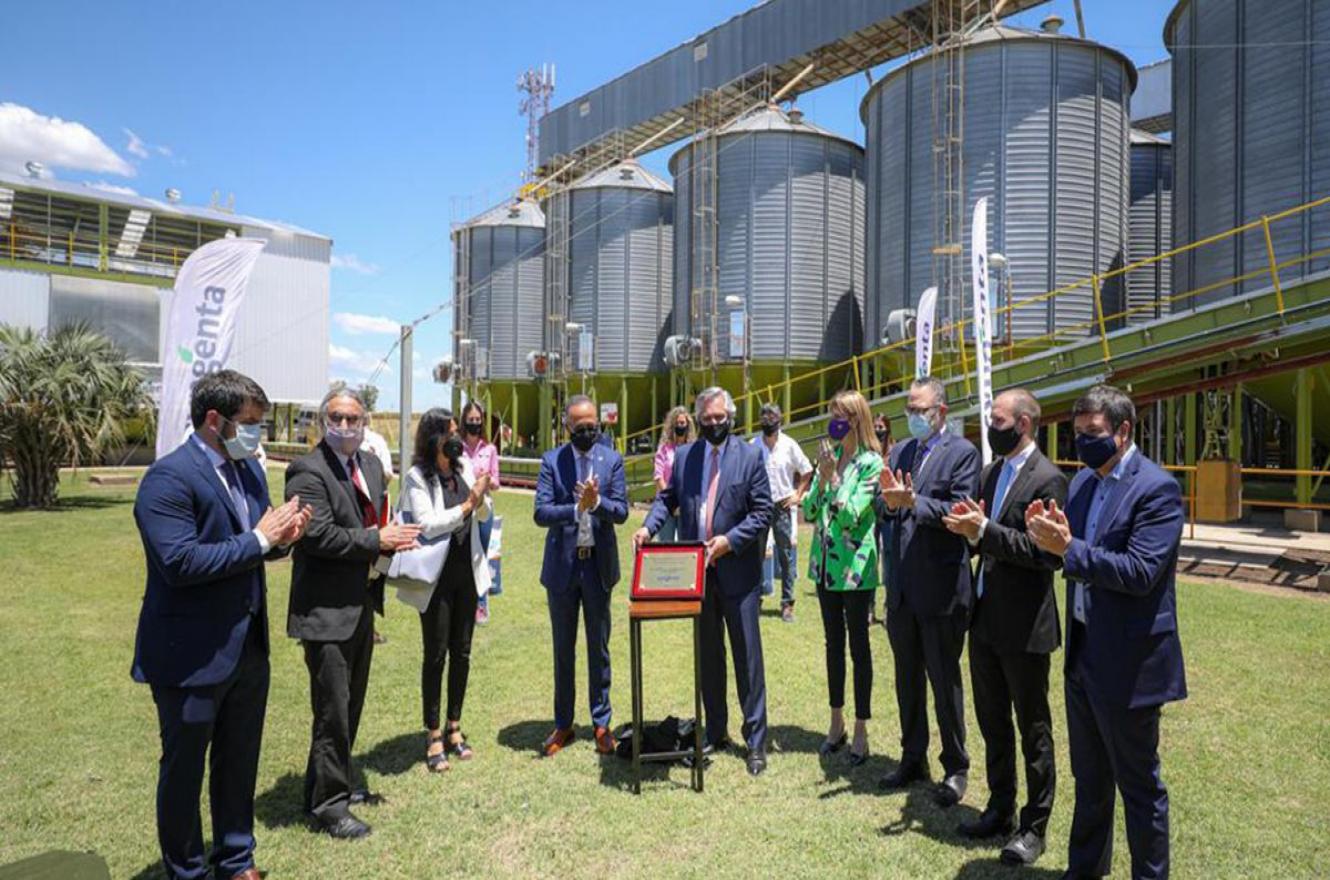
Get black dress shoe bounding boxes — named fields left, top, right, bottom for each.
left=957, top=807, right=1015, bottom=839
left=746, top=749, right=767, bottom=777
left=707, top=735, right=733, bottom=754
left=349, top=789, right=384, bottom=806
left=1057, top=872, right=1101, bottom=880
left=934, top=773, right=967, bottom=807
left=1000, top=829, right=1046, bottom=866
left=316, top=811, right=371, bottom=840
left=878, top=760, right=931, bottom=790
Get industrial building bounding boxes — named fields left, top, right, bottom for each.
left=444, top=0, right=1329, bottom=529
left=0, top=170, right=331, bottom=428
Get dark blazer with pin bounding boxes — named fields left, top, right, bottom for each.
left=285, top=440, right=387, bottom=642
left=971, top=446, right=1068, bottom=655
left=534, top=442, right=629, bottom=591
left=1063, top=451, right=1187, bottom=709
left=883, top=431, right=982, bottom=617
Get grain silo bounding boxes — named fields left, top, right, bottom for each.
left=1167, top=0, right=1330, bottom=306
left=451, top=198, right=544, bottom=442
left=861, top=24, right=1134, bottom=344
left=544, top=159, right=674, bottom=445
left=669, top=103, right=866, bottom=412
left=1127, top=129, right=1172, bottom=324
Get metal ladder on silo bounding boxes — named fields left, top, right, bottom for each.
left=544, top=184, right=570, bottom=419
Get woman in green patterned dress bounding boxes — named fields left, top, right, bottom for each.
left=803, top=389, right=884, bottom=765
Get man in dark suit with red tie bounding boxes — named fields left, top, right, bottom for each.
left=1027, top=385, right=1187, bottom=880
left=132, top=370, right=311, bottom=880
left=943, top=388, right=1067, bottom=867
left=286, top=387, right=420, bottom=839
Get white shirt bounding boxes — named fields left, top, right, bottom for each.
left=753, top=432, right=812, bottom=503
left=191, top=434, right=270, bottom=553
left=1073, top=444, right=1138, bottom=624
left=362, top=427, right=395, bottom=481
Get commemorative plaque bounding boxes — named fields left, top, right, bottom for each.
left=630, top=542, right=706, bottom=601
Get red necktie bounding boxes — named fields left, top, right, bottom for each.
left=346, top=455, right=378, bottom=528
left=704, top=447, right=720, bottom=539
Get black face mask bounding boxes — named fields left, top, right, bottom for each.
left=700, top=420, right=731, bottom=446
left=570, top=424, right=599, bottom=452
left=875, top=429, right=890, bottom=446
left=441, top=434, right=464, bottom=463
left=987, top=422, right=1022, bottom=457
left=673, top=423, right=689, bottom=438
left=464, top=421, right=483, bottom=437
left=760, top=421, right=780, bottom=437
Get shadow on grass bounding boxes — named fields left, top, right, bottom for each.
left=496, top=719, right=556, bottom=756
left=254, top=772, right=309, bottom=829
left=127, top=862, right=166, bottom=880
left=877, top=784, right=991, bottom=852
left=952, top=857, right=1063, bottom=879
left=0, top=495, right=131, bottom=513
left=358, top=731, right=423, bottom=777
left=597, top=753, right=683, bottom=792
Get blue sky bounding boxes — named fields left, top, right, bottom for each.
left=0, top=0, right=1173, bottom=410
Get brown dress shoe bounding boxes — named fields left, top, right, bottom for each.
left=230, top=869, right=262, bottom=880
left=541, top=727, right=575, bottom=757
left=594, top=726, right=617, bottom=755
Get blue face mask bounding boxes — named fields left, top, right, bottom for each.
left=220, top=417, right=263, bottom=460
left=907, top=412, right=933, bottom=441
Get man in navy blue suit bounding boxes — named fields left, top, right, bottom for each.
left=132, top=370, right=311, bottom=880
left=878, top=376, right=980, bottom=806
left=1027, top=385, right=1187, bottom=880
left=534, top=395, right=629, bottom=758
left=635, top=387, right=774, bottom=776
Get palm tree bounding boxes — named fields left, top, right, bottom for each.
left=0, top=323, right=153, bottom=508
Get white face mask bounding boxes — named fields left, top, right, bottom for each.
left=324, top=422, right=365, bottom=456
left=217, top=416, right=263, bottom=460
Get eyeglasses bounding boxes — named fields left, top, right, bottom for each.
left=904, top=405, right=936, bottom=417
left=326, top=414, right=364, bottom=428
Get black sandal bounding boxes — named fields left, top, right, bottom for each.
left=425, top=732, right=449, bottom=773
left=445, top=724, right=474, bottom=761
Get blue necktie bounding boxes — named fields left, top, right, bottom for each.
left=977, top=460, right=1014, bottom=599
left=220, top=461, right=250, bottom=530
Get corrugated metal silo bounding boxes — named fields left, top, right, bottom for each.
left=861, top=25, right=1134, bottom=343
left=552, top=160, right=674, bottom=374
left=1167, top=0, right=1330, bottom=306
left=452, top=199, right=545, bottom=381
left=1127, top=129, right=1172, bottom=323
left=670, top=104, right=866, bottom=364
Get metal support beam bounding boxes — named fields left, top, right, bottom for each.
left=1227, top=382, right=1243, bottom=461
left=1184, top=393, right=1197, bottom=499
left=398, top=325, right=413, bottom=480
left=1295, top=368, right=1313, bottom=504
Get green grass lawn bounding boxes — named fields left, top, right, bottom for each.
left=2, top=472, right=1328, bottom=879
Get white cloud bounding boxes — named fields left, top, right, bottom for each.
left=330, top=253, right=380, bottom=275
left=333, top=312, right=400, bottom=336
left=329, top=343, right=391, bottom=377
left=124, top=128, right=149, bottom=159
left=0, top=103, right=134, bottom=177
left=85, top=180, right=138, bottom=196
left=156, top=145, right=173, bottom=158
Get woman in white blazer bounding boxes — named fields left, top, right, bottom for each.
left=401, top=408, right=492, bottom=773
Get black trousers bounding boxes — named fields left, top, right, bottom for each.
left=420, top=547, right=478, bottom=729
left=969, top=633, right=1055, bottom=835
left=302, top=604, right=374, bottom=821
left=816, top=581, right=873, bottom=720
left=885, top=600, right=970, bottom=775
left=1066, top=640, right=1170, bottom=880
left=150, top=618, right=268, bottom=880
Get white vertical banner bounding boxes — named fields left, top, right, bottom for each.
left=915, top=285, right=937, bottom=379
left=971, top=196, right=994, bottom=466
left=155, top=237, right=267, bottom=459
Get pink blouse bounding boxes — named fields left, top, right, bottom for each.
left=462, top=438, right=500, bottom=488
left=654, top=442, right=678, bottom=484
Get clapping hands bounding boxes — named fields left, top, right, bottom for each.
left=1025, top=498, right=1071, bottom=556
left=257, top=496, right=314, bottom=547
left=879, top=467, right=916, bottom=510
left=574, top=474, right=600, bottom=513
left=941, top=497, right=986, bottom=541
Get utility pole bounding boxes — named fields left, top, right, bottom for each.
left=398, top=324, right=412, bottom=478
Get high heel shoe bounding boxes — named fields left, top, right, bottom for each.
left=818, top=732, right=847, bottom=756
left=425, top=732, right=449, bottom=773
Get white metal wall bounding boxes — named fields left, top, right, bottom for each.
left=0, top=268, right=50, bottom=332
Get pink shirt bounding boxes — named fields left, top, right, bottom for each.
left=654, top=442, right=678, bottom=484
left=462, top=438, right=500, bottom=488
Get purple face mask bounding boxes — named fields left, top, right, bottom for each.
left=828, top=417, right=851, bottom=441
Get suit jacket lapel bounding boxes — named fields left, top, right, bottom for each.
left=237, top=458, right=266, bottom=526
left=319, top=441, right=361, bottom=524
left=186, top=439, right=243, bottom=532
left=1092, top=453, right=1140, bottom=544
left=558, top=444, right=578, bottom=500
left=1068, top=470, right=1095, bottom=538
